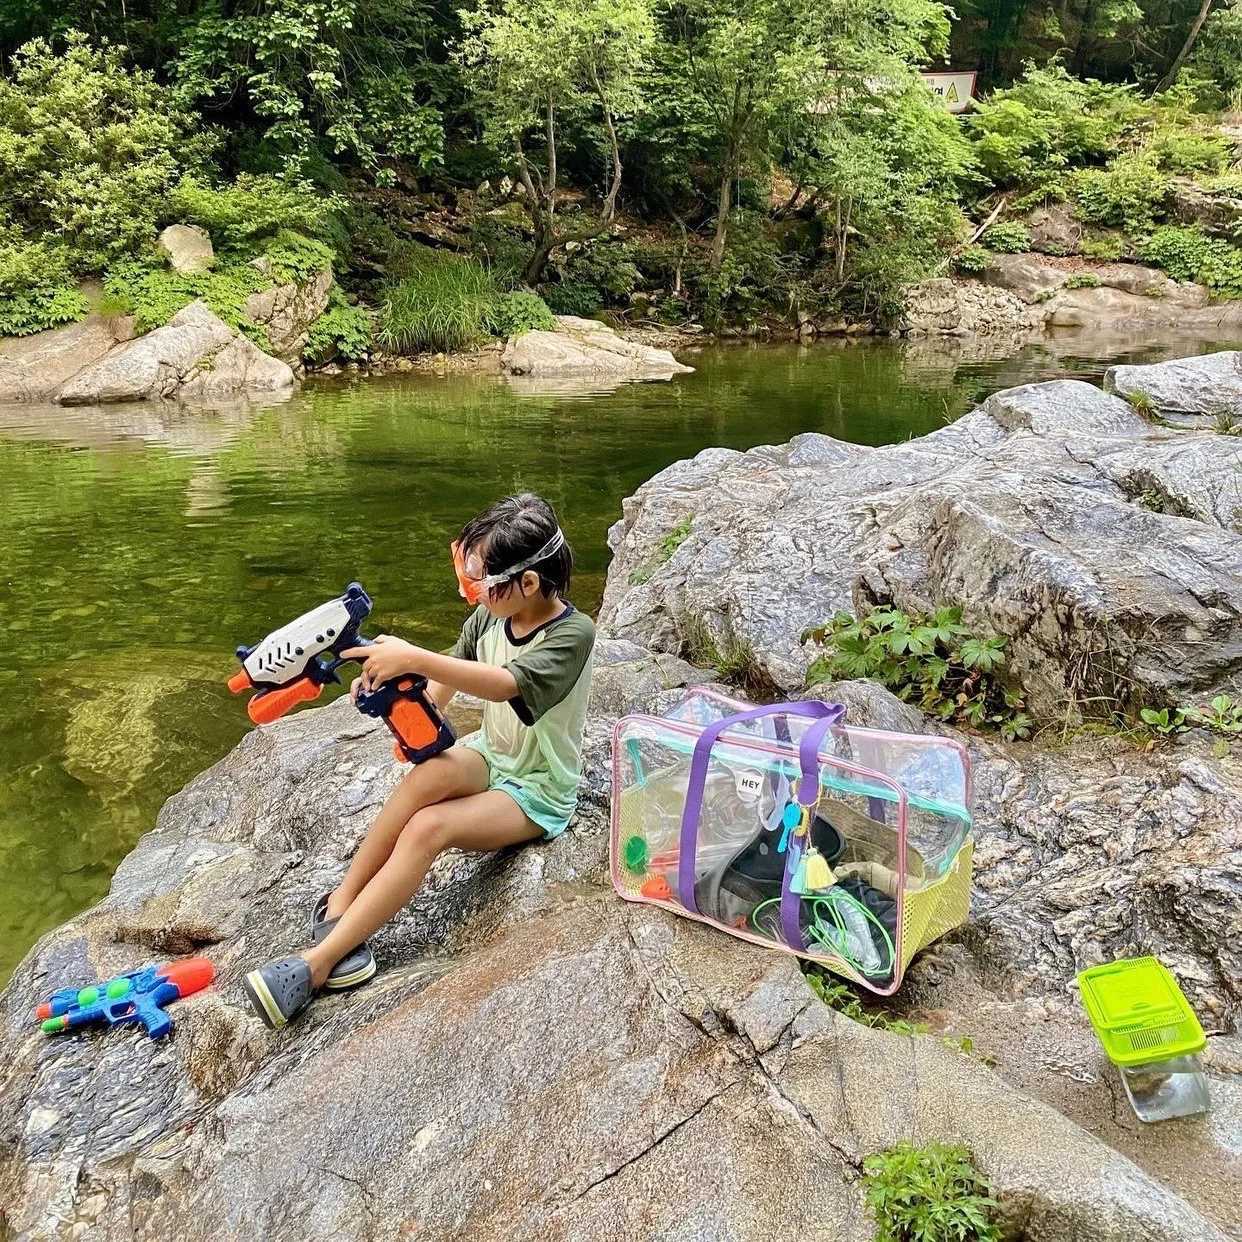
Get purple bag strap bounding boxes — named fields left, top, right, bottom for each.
left=676, top=701, right=846, bottom=918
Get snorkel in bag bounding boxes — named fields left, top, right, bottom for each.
left=610, top=689, right=973, bottom=995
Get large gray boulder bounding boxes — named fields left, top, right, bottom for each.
left=157, top=224, right=215, bottom=274
left=1104, top=351, right=1242, bottom=422
left=0, top=656, right=1233, bottom=1241
left=0, top=312, right=132, bottom=402
left=902, top=277, right=1039, bottom=337
left=56, top=301, right=294, bottom=405
left=599, top=362, right=1242, bottom=719
left=502, top=315, right=693, bottom=382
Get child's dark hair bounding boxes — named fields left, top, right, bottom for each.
left=458, top=493, right=572, bottom=598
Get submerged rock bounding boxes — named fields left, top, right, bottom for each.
left=56, top=301, right=294, bottom=405
left=502, top=314, right=693, bottom=382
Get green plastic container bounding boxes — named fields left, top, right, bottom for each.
left=1078, top=956, right=1209, bottom=1123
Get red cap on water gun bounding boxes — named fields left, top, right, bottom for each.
left=161, top=957, right=216, bottom=996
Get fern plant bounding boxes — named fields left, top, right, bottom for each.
left=803, top=607, right=1031, bottom=741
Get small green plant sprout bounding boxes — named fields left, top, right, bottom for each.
left=1213, top=408, right=1242, bottom=436
left=803, top=607, right=1030, bottom=739
left=1124, top=389, right=1157, bottom=416
left=629, top=515, right=694, bottom=584
left=1063, top=272, right=1101, bottom=289
left=1184, top=695, right=1242, bottom=735
left=1139, top=706, right=1187, bottom=736
left=863, top=1141, right=1002, bottom=1242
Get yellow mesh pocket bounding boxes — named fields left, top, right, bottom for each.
left=899, top=836, right=973, bottom=974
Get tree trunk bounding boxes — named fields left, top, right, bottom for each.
left=1157, top=0, right=1216, bottom=92
left=710, top=169, right=732, bottom=270
left=594, top=72, right=624, bottom=224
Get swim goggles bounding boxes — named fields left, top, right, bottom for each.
left=451, top=528, right=565, bottom=605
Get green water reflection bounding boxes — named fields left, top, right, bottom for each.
left=0, top=334, right=1226, bottom=982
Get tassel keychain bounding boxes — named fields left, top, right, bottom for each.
left=793, top=844, right=835, bottom=894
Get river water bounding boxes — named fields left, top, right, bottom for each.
left=0, top=331, right=1229, bottom=982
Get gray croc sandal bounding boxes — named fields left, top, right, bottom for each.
left=310, top=891, right=377, bottom=992
left=242, top=957, right=314, bottom=1029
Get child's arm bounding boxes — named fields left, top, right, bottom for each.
left=342, top=637, right=519, bottom=704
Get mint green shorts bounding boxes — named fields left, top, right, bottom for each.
left=458, top=734, right=573, bottom=840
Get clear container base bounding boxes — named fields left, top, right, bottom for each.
left=1119, top=1055, right=1210, bottom=1123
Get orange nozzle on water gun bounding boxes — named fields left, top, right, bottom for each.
left=227, top=669, right=252, bottom=694
left=247, top=676, right=322, bottom=724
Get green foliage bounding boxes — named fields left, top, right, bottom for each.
left=863, top=1142, right=1001, bottom=1242
left=258, top=231, right=337, bottom=285
left=1140, top=706, right=1186, bottom=736
left=168, top=176, right=341, bottom=255
left=304, top=287, right=373, bottom=363
left=1080, top=234, right=1126, bottom=260
left=1147, top=128, right=1230, bottom=175
left=1073, top=153, right=1168, bottom=234
left=486, top=291, right=556, bottom=336
left=803, top=607, right=1032, bottom=740
left=982, top=221, right=1030, bottom=252
left=0, top=33, right=211, bottom=270
left=676, top=610, right=774, bottom=694
left=1185, top=694, right=1242, bottom=735
left=378, top=252, right=501, bottom=352
left=967, top=64, right=1144, bottom=187
left=1124, top=389, right=1158, bottom=415
left=0, top=240, right=88, bottom=335
left=629, top=515, right=693, bottom=583
left=542, top=278, right=604, bottom=316
left=952, top=246, right=990, bottom=274
left=1138, top=227, right=1242, bottom=298
left=103, top=259, right=268, bottom=338
left=174, top=0, right=443, bottom=177
left=1063, top=272, right=1101, bottom=288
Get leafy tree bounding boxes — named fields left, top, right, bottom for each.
left=458, top=0, right=655, bottom=280
left=0, top=32, right=212, bottom=267
left=664, top=0, right=952, bottom=269
left=173, top=0, right=444, bottom=179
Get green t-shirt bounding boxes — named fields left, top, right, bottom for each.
left=451, top=604, right=596, bottom=830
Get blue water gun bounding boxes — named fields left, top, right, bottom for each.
left=36, top=958, right=215, bottom=1040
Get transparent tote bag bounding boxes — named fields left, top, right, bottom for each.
left=609, top=689, right=973, bottom=995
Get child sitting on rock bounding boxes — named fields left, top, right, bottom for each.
left=242, top=493, right=596, bottom=1029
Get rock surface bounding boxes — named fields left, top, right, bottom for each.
left=902, top=277, right=1040, bottom=337
left=1105, top=351, right=1242, bottom=422
left=598, top=367, right=1242, bottom=718
left=502, top=314, right=694, bottom=382
left=0, top=660, right=1234, bottom=1241
left=0, top=312, right=132, bottom=402
left=157, top=225, right=215, bottom=274
left=909, top=255, right=1242, bottom=337
left=56, top=301, right=295, bottom=405
left=243, top=261, right=333, bottom=361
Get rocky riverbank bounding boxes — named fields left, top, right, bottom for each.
left=1, top=353, right=1240, bottom=1240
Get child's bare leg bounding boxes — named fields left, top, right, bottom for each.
left=306, top=790, right=541, bottom=987
left=326, top=748, right=490, bottom=919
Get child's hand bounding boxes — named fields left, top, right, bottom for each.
left=341, top=635, right=424, bottom=691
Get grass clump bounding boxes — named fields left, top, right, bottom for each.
left=1063, top=273, right=1101, bottom=289
left=803, top=607, right=1032, bottom=741
left=378, top=252, right=501, bottom=353
left=676, top=610, right=776, bottom=697
left=863, top=1141, right=1001, bottom=1242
